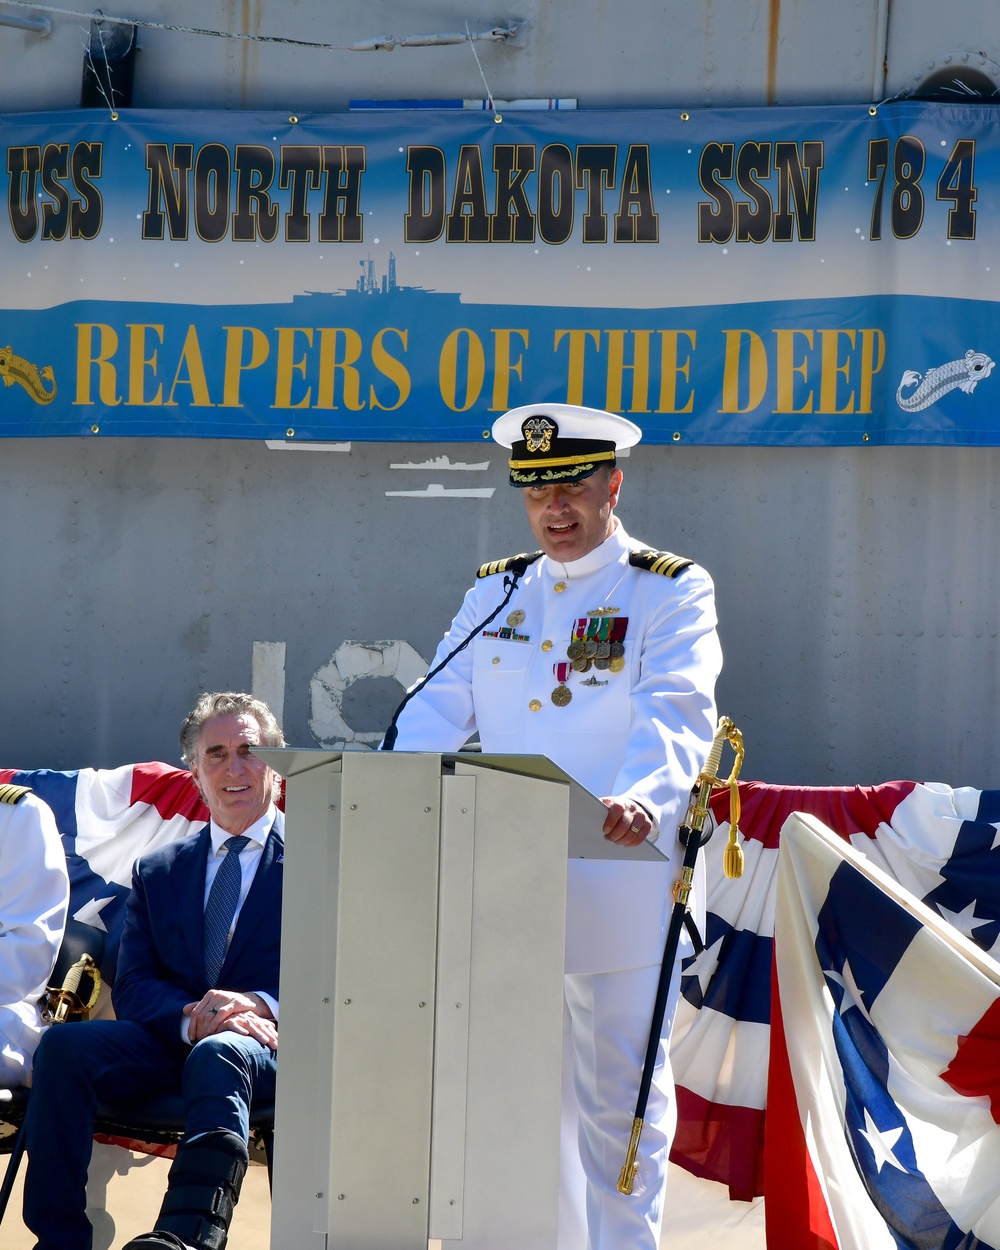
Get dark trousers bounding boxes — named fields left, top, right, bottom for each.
left=22, top=1020, right=277, bottom=1250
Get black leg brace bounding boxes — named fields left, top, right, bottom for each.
left=121, top=1128, right=249, bottom=1250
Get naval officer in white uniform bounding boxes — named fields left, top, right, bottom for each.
left=387, top=403, right=722, bottom=1250
left=0, top=783, right=70, bottom=1086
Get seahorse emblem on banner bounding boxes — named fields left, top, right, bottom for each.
left=0, top=346, right=56, bottom=405
left=896, top=349, right=994, bottom=413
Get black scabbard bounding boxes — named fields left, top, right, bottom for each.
left=617, top=809, right=708, bottom=1195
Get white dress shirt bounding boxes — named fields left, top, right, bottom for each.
left=181, top=803, right=278, bottom=1042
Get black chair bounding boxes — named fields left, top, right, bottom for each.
left=0, top=917, right=276, bottom=1228
left=0, top=1092, right=275, bottom=1228
left=94, top=1094, right=276, bottom=1184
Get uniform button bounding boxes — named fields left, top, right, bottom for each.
left=529, top=699, right=542, bottom=712
left=492, top=656, right=500, bottom=665
left=541, top=640, right=553, bottom=652
left=553, top=581, right=567, bottom=593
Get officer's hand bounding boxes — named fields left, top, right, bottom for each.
left=601, top=797, right=654, bottom=846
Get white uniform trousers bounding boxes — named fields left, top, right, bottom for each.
left=559, top=963, right=682, bottom=1250
left=0, top=1043, right=29, bottom=1087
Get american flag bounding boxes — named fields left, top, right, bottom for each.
left=0, top=763, right=209, bottom=981
left=671, top=778, right=1000, bottom=1213
left=767, top=811, right=1000, bottom=1249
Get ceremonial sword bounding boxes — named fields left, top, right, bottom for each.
left=618, top=714, right=745, bottom=1196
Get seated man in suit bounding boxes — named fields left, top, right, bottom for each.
left=0, top=783, right=69, bottom=1086
left=22, top=691, right=285, bottom=1250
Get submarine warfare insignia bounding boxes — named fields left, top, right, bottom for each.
left=552, top=663, right=572, bottom=706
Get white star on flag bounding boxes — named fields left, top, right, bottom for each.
left=858, top=1107, right=907, bottom=1175
left=936, top=898, right=992, bottom=940
left=823, top=958, right=874, bottom=1022
left=690, top=934, right=725, bottom=998
left=73, top=896, right=116, bottom=932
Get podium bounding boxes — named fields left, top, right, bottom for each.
left=257, top=748, right=663, bottom=1250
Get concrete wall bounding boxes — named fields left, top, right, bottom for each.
left=1, top=0, right=998, bottom=786
left=4, top=436, right=997, bottom=787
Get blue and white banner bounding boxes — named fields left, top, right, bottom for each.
left=2, top=102, right=1000, bottom=443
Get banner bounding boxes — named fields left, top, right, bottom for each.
left=3, top=101, right=1000, bottom=443
left=671, top=778, right=1000, bottom=1202
left=769, top=812, right=1000, bottom=1249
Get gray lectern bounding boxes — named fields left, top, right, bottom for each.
left=256, top=748, right=663, bottom=1250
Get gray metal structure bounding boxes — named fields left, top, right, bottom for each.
left=266, top=747, right=648, bottom=1249
left=1, top=0, right=998, bottom=787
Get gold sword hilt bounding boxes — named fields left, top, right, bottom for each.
left=679, top=716, right=745, bottom=877
left=47, top=953, right=101, bottom=1024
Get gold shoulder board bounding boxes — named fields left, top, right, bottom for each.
left=476, top=550, right=543, bottom=579
left=0, top=783, right=31, bottom=806
left=628, top=549, right=693, bottom=578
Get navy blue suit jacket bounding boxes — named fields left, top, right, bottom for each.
left=111, top=812, right=284, bottom=1043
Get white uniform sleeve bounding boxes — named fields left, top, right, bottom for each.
left=0, top=795, right=71, bottom=1056
left=611, top=564, right=722, bottom=837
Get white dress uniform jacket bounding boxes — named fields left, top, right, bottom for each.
left=0, top=790, right=70, bottom=1082
left=391, top=520, right=722, bottom=973
left=392, top=518, right=721, bottom=1250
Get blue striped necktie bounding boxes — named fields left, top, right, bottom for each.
left=203, top=835, right=250, bottom=988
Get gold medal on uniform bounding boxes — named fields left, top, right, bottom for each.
left=595, top=618, right=612, bottom=658
left=566, top=617, right=587, bottom=662
left=506, top=609, right=526, bottom=627
left=551, top=662, right=572, bottom=706
left=583, top=617, right=601, bottom=657
left=608, top=618, right=628, bottom=673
